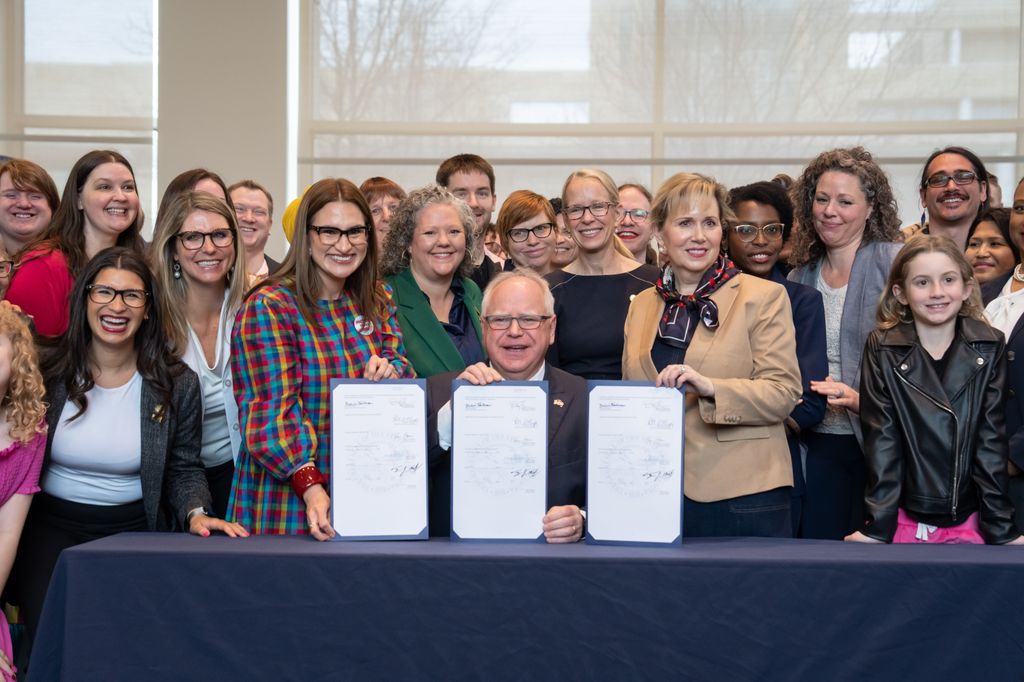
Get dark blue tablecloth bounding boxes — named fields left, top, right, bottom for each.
left=30, top=534, right=1024, bottom=680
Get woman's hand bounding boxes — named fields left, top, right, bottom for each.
left=655, top=363, right=715, bottom=397
left=189, top=514, right=250, bottom=538
left=1005, top=536, right=1024, bottom=545
left=844, top=530, right=883, bottom=543
left=303, top=484, right=336, bottom=541
left=810, top=376, right=859, bottom=413
left=363, top=355, right=398, bottom=381
left=542, top=505, right=584, bottom=544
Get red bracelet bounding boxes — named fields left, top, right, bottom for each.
left=290, top=464, right=326, bottom=498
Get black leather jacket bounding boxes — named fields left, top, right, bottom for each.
left=859, top=318, right=1018, bottom=544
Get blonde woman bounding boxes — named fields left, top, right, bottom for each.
left=150, top=191, right=247, bottom=517
left=622, top=172, right=801, bottom=537
left=545, top=169, right=660, bottom=379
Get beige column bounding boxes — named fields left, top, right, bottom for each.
left=158, top=0, right=289, bottom=259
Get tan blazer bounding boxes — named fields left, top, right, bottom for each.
left=622, top=274, right=801, bottom=502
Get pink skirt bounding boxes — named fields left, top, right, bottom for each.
left=892, top=508, right=984, bottom=544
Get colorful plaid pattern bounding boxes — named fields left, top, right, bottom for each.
left=227, top=282, right=413, bottom=534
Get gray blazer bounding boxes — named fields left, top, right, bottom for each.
left=44, top=366, right=211, bottom=531
left=789, top=240, right=902, bottom=443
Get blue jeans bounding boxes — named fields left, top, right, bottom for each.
left=683, top=486, right=793, bottom=538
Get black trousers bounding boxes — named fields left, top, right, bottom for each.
left=8, top=492, right=146, bottom=645
left=204, top=459, right=235, bottom=520
left=799, top=431, right=866, bottom=539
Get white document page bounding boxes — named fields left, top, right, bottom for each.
left=586, top=383, right=684, bottom=545
left=331, top=380, right=428, bottom=539
left=451, top=382, right=548, bottom=540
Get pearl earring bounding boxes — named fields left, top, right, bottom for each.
left=173, top=261, right=181, bottom=280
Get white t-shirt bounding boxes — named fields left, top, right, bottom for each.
left=44, top=372, right=144, bottom=505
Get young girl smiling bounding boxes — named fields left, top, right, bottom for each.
left=849, top=235, right=1023, bottom=544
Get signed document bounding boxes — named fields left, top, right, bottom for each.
left=330, top=379, right=428, bottom=540
left=451, top=380, right=548, bottom=541
left=586, top=382, right=684, bottom=546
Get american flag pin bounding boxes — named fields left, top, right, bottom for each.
left=553, top=399, right=564, bottom=408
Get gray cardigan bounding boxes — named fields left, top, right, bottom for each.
left=43, top=365, right=211, bottom=531
left=789, top=240, right=902, bottom=443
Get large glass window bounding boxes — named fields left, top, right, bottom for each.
left=303, top=0, right=1022, bottom=225
left=5, top=0, right=155, bottom=214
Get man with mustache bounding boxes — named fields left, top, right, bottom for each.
left=902, top=146, right=990, bottom=250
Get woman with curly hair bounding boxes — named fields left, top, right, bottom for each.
left=380, top=185, right=484, bottom=378
left=0, top=302, right=46, bottom=681
left=787, top=146, right=903, bottom=539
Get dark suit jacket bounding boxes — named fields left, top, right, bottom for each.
left=772, top=268, right=828, bottom=495
left=425, top=364, right=587, bottom=537
left=386, top=267, right=484, bottom=378
left=982, top=273, right=1024, bottom=470
left=43, top=365, right=211, bottom=531
left=265, top=255, right=281, bottom=275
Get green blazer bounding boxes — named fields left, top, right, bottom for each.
left=386, top=267, right=484, bottom=378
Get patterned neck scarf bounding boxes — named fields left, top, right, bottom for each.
left=656, top=253, right=739, bottom=349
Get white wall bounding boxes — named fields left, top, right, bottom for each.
left=159, top=0, right=289, bottom=259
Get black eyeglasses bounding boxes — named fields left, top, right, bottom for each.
left=309, top=225, right=370, bottom=246
left=508, top=223, right=554, bottom=242
left=0, top=261, right=13, bottom=278
left=564, top=202, right=616, bottom=221
left=925, top=171, right=978, bottom=188
left=177, top=229, right=235, bottom=250
left=86, top=284, right=149, bottom=308
left=732, top=223, right=785, bottom=242
left=621, top=208, right=650, bottom=222
left=483, top=314, right=552, bottom=330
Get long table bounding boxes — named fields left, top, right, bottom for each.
left=30, top=534, right=1024, bottom=680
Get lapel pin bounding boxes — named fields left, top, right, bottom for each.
left=553, top=399, right=564, bottom=408
left=151, top=404, right=166, bottom=423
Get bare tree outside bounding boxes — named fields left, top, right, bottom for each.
left=315, top=0, right=504, bottom=123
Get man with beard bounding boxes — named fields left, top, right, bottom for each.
left=902, top=146, right=990, bottom=249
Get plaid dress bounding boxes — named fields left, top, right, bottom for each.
left=226, top=282, right=413, bottom=534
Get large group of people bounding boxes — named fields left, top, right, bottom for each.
left=0, top=144, right=1023, bottom=677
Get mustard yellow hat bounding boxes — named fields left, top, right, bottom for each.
left=281, top=185, right=311, bottom=243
